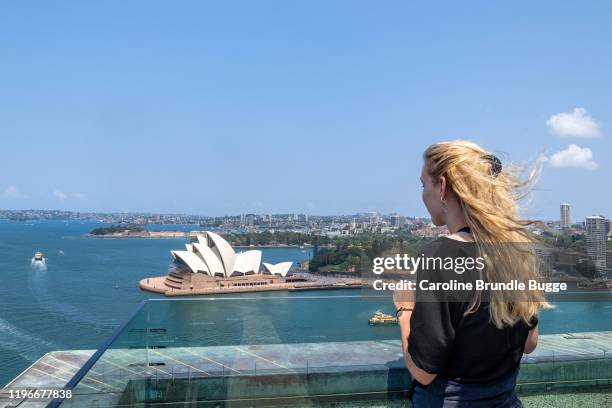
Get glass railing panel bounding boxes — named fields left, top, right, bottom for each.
left=51, top=295, right=611, bottom=407
left=135, top=295, right=404, bottom=406
left=54, top=301, right=151, bottom=407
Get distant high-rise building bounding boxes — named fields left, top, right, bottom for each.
left=560, top=203, right=571, bottom=231
left=390, top=214, right=405, bottom=228
left=534, top=245, right=553, bottom=280
left=586, top=215, right=607, bottom=279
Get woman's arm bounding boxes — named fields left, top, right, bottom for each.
left=397, top=309, right=437, bottom=385
left=524, top=325, right=538, bottom=354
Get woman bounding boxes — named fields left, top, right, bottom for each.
left=393, top=140, right=550, bottom=407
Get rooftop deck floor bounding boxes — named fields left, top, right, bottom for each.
left=2, top=331, right=611, bottom=407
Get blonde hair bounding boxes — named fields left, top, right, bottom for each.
left=424, top=140, right=551, bottom=328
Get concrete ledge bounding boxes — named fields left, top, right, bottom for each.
left=2, top=331, right=611, bottom=407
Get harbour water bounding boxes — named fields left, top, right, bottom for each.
left=1, top=220, right=611, bottom=386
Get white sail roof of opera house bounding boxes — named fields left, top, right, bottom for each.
left=207, top=231, right=237, bottom=274
left=171, top=250, right=210, bottom=274
left=170, top=231, right=292, bottom=278
left=263, top=261, right=293, bottom=277
left=231, top=250, right=263, bottom=276
left=193, top=242, right=225, bottom=275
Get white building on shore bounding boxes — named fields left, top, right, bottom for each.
left=170, top=231, right=292, bottom=277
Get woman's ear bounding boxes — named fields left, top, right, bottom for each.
left=438, top=176, right=447, bottom=199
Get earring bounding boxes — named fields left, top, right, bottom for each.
left=440, top=197, right=447, bottom=213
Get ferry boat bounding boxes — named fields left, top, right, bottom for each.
left=34, top=251, right=44, bottom=261
left=368, top=311, right=398, bottom=325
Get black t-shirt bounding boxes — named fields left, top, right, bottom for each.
left=407, top=237, right=537, bottom=383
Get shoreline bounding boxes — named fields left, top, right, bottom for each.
left=139, top=274, right=365, bottom=297
left=87, top=234, right=330, bottom=247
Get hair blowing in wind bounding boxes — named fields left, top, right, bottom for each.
left=424, top=140, right=552, bottom=328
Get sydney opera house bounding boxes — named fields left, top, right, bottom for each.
left=171, top=231, right=293, bottom=277
left=139, top=231, right=310, bottom=296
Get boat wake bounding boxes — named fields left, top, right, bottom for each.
left=0, top=317, right=60, bottom=362
left=27, top=265, right=111, bottom=330
left=30, top=258, right=47, bottom=270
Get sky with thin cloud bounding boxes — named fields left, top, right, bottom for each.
left=546, top=108, right=601, bottom=138
left=0, top=1, right=610, bottom=221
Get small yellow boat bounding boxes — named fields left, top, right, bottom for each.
left=368, top=310, right=398, bottom=325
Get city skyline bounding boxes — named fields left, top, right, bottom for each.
left=0, top=206, right=606, bottom=225
left=1, top=1, right=611, bottom=220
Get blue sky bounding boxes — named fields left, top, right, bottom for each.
left=0, top=1, right=610, bottom=221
